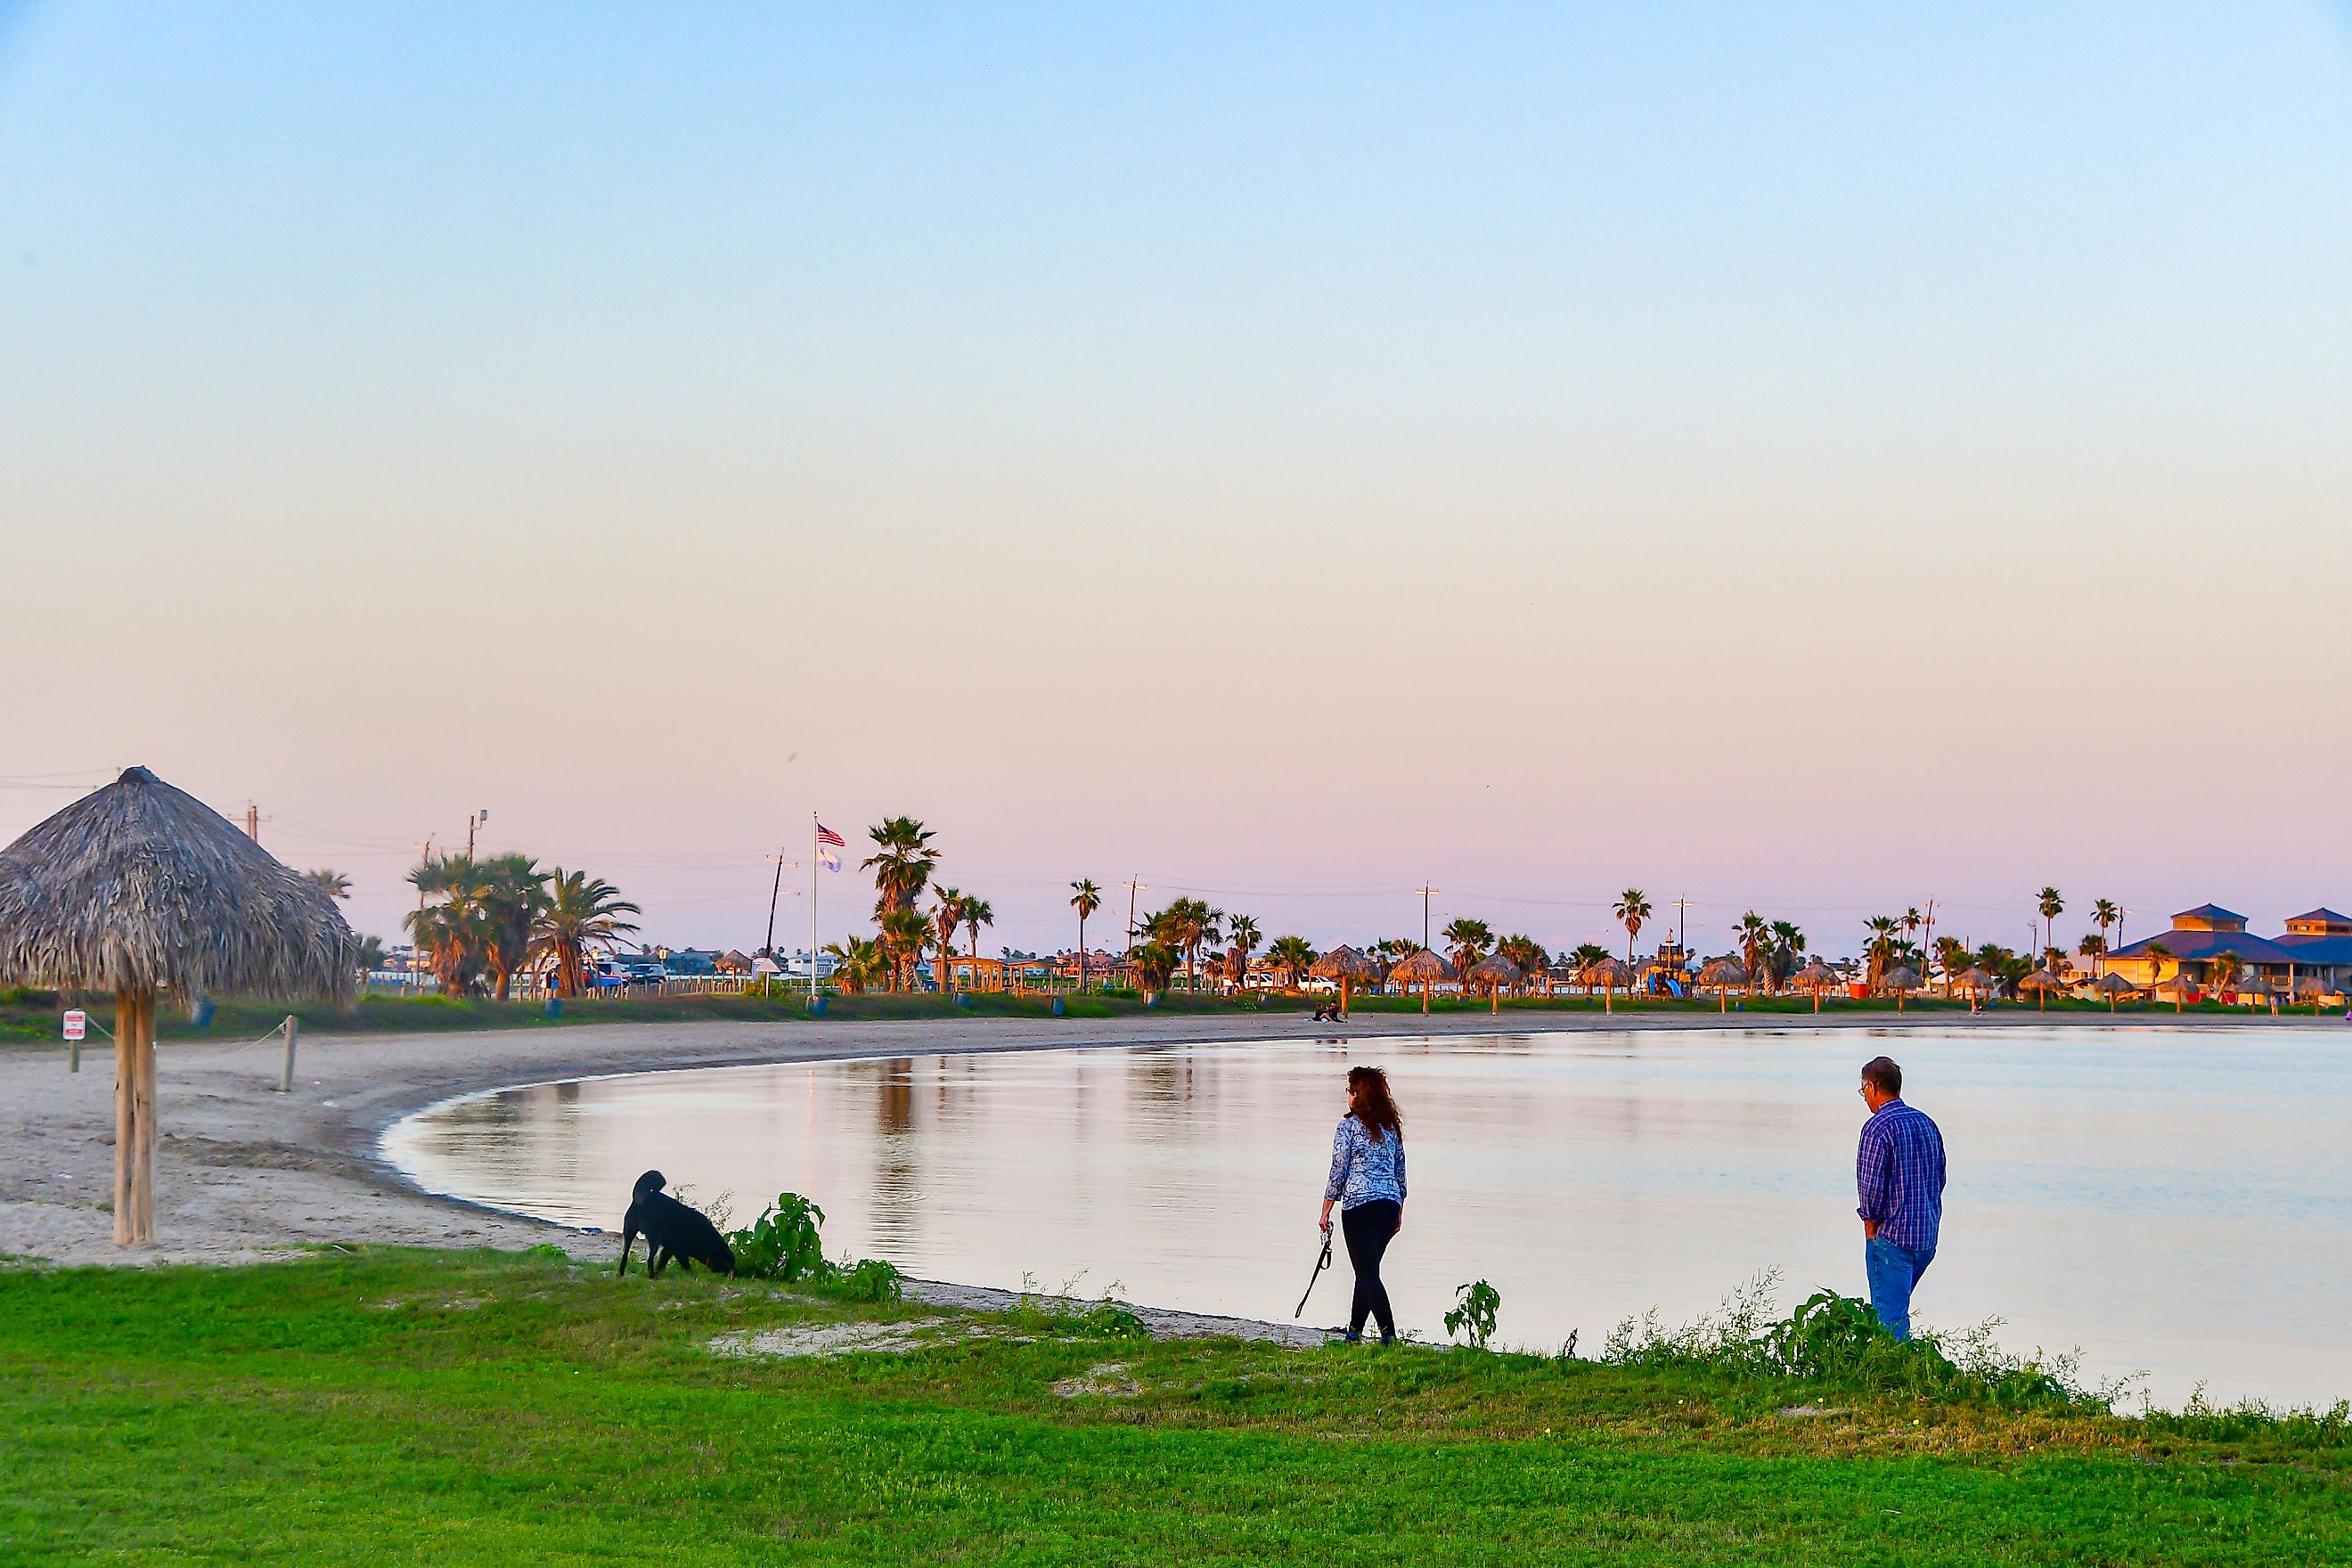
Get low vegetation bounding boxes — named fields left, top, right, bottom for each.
left=2, top=1248, right=2347, bottom=1564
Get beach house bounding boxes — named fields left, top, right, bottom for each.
left=2102, top=904, right=2298, bottom=994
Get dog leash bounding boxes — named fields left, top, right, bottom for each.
left=1294, top=1223, right=1333, bottom=1319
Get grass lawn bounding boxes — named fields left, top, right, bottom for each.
left=2, top=1250, right=2345, bottom=1564
left=0, top=984, right=2290, bottom=1049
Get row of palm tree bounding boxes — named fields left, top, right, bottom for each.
left=397, top=853, right=641, bottom=999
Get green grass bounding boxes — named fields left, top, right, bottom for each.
left=1, top=1249, right=2346, bottom=1564
left=0, top=984, right=2314, bottom=1049
left=0, top=986, right=1274, bottom=1046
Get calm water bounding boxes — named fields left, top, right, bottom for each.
left=382, top=1027, right=2352, bottom=1409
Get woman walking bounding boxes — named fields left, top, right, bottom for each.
left=1319, top=1065, right=1406, bottom=1343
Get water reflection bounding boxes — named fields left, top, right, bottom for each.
left=380, top=1027, right=2352, bottom=1409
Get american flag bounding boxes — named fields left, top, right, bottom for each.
left=815, top=822, right=845, bottom=847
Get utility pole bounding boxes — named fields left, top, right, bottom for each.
left=1417, top=886, right=1438, bottom=951
left=243, top=804, right=260, bottom=841
left=1671, top=897, right=1693, bottom=954
left=1124, top=878, right=1147, bottom=943
left=466, top=808, right=487, bottom=859
left=411, top=837, right=434, bottom=993
left=763, top=850, right=796, bottom=956
left=1922, top=898, right=1937, bottom=984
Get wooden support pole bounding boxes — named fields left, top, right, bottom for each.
left=114, top=989, right=157, bottom=1245
left=113, top=990, right=134, bottom=1244
left=278, top=1014, right=298, bottom=1093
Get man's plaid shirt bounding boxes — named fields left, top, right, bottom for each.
left=1857, top=1098, right=1946, bottom=1251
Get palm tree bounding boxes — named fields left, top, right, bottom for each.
left=1613, top=890, right=1652, bottom=968
left=2091, top=899, right=2120, bottom=976
left=1499, top=935, right=1549, bottom=996
left=1156, top=898, right=1221, bottom=994
left=1932, top=935, right=1969, bottom=994
left=306, top=869, right=351, bottom=900
left=1126, top=939, right=1179, bottom=997
left=877, top=909, right=932, bottom=992
left=1266, top=934, right=1314, bottom=991
left=1069, top=879, right=1103, bottom=991
left=2141, top=939, right=2172, bottom=1008
left=960, top=897, right=996, bottom=985
left=1901, top=907, right=1923, bottom=967
left=2037, top=887, right=2064, bottom=963
left=478, top=853, right=550, bottom=1000
left=931, top=887, right=967, bottom=993
left=405, top=853, right=493, bottom=997
left=1441, top=917, right=1494, bottom=981
left=1767, top=921, right=1806, bottom=991
left=1863, top=915, right=1901, bottom=988
left=354, top=933, right=387, bottom=979
left=1371, top=936, right=1419, bottom=991
left=528, top=870, right=641, bottom=998
left=1571, top=943, right=1613, bottom=997
left=1735, top=912, right=1770, bottom=995
left=861, top=817, right=938, bottom=919
left=821, top=935, right=887, bottom=994
left=2206, top=949, right=2242, bottom=997
left=1224, top=915, right=1262, bottom=991
left=2077, top=934, right=2106, bottom=975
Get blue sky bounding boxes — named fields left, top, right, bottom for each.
left=4, top=4, right=2350, bottom=956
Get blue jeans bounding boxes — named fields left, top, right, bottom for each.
left=1865, top=1235, right=1935, bottom=1341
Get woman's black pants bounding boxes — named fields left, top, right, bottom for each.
left=1341, top=1199, right=1401, bottom=1340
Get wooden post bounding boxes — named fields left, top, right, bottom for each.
left=1340, top=976, right=1351, bottom=1018
left=113, top=989, right=156, bottom=1245
left=113, top=990, right=135, bottom=1244
left=278, top=1014, right=298, bottom=1093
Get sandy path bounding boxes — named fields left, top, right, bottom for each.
left=0, top=1003, right=2283, bottom=1273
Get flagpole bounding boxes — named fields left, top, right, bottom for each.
left=809, top=813, right=820, bottom=1006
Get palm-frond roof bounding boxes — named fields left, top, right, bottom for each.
left=0, top=766, right=355, bottom=1000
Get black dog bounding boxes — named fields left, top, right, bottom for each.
left=617, top=1169, right=736, bottom=1278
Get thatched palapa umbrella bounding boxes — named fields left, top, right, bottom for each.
left=1581, top=955, right=1633, bottom=1013
left=1391, top=948, right=1455, bottom=1015
left=1790, top=959, right=1837, bottom=1013
left=1466, top=952, right=1521, bottom=1013
left=1951, top=965, right=1997, bottom=1002
left=1695, top=958, right=1747, bottom=1013
left=2095, top=970, right=2137, bottom=1012
left=2153, top=972, right=2198, bottom=1013
left=0, top=767, right=356, bottom=1245
left=1880, top=965, right=1920, bottom=1011
left=2017, top=968, right=2067, bottom=1011
left=1308, top=944, right=1378, bottom=1017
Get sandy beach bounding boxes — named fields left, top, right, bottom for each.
left=0, top=1005, right=2313, bottom=1273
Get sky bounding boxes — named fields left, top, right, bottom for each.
left=4, top=4, right=2350, bottom=961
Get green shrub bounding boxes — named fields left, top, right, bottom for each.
left=813, top=1256, right=906, bottom=1304
left=725, top=1191, right=900, bottom=1301
left=728, top=1194, right=830, bottom=1282
left=1604, top=1272, right=2107, bottom=1411
left=1445, top=1279, right=1501, bottom=1349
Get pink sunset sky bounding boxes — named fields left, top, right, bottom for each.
left=4, top=5, right=2350, bottom=960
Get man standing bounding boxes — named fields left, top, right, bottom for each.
left=1855, top=1055, right=1946, bottom=1341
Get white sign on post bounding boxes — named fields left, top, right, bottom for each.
left=62, top=1009, right=86, bottom=1042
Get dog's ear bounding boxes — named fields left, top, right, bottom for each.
left=633, top=1169, right=666, bottom=1196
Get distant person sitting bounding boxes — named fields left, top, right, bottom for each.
left=1854, top=1055, right=1946, bottom=1342
left=1311, top=999, right=1340, bottom=1023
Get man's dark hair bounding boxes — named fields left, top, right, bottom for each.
left=1861, top=1056, right=1902, bottom=1097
